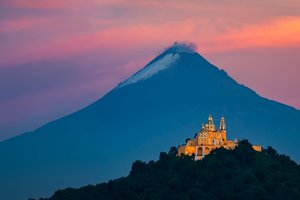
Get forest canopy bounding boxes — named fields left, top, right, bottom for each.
left=37, top=140, right=300, bottom=200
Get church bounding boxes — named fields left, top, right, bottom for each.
left=178, top=115, right=262, bottom=160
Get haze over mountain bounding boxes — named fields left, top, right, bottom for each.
left=0, top=43, right=300, bottom=200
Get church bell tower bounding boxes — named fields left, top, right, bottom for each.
left=220, top=116, right=226, bottom=130
left=206, top=114, right=215, bottom=131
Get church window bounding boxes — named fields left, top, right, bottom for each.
left=213, top=139, right=216, bottom=145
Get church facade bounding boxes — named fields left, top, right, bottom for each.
left=178, top=115, right=262, bottom=160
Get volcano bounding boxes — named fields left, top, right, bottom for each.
left=1, top=43, right=300, bottom=200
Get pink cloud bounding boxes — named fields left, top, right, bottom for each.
left=1, top=0, right=120, bottom=10
left=1, top=0, right=300, bottom=68
left=2, top=16, right=300, bottom=67
left=0, top=20, right=197, bottom=66
left=0, top=18, right=46, bottom=33
left=203, top=17, right=300, bottom=53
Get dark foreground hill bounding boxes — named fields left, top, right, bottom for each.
left=1, top=43, right=300, bottom=199
left=39, top=141, right=300, bottom=200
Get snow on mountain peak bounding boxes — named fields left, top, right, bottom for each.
left=118, top=53, right=180, bottom=88
left=165, top=42, right=196, bottom=54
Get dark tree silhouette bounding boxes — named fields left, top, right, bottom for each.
left=38, top=140, right=300, bottom=200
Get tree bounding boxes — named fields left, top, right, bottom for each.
left=129, top=160, right=146, bottom=175
left=168, top=146, right=178, bottom=157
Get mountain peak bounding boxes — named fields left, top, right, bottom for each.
left=117, top=42, right=197, bottom=88
left=164, top=42, right=197, bottom=54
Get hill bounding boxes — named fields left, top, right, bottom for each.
left=1, top=43, right=300, bottom=199
left=39, top=141, right=300, bottom=200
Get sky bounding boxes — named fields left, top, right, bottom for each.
left=0, top=0, right=300, bottom=141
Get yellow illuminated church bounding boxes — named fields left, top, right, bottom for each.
left=178, top=115, right=262, bottom=160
